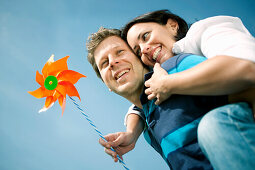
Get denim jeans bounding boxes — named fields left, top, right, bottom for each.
left=197, top=102, right=255, bottom=170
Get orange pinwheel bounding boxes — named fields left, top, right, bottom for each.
left=28, top=54, right=86, bottom=115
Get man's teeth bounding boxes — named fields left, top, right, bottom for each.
left=117, top=70, right=129, bottom=79
left=153, top=48, right=161, bottom=60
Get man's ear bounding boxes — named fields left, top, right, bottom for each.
left=166, top=19, right=179, bottom=34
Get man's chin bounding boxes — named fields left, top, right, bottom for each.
left=115, top=83, right=132, bottom=95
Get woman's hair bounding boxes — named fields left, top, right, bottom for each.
left=121, top=9, right=188, bottom=41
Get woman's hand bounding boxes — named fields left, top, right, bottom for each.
left=145, top=63, right=172, bottom=105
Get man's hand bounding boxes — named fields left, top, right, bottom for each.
left=99, top=131, right=137, bottom=162
left=145, top=63, right=172, bottom=105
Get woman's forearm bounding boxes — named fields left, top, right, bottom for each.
left=168, top=55, right=255, bottom=95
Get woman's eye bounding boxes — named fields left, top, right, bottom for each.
left=136, top=49, right=141, bottom=57
left=142, top=32, right=149, bottom=41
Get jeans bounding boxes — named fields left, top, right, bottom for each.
left=197, top=102, right=255, bottom=170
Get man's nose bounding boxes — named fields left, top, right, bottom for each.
left=109, top=55, right=119, bottom=68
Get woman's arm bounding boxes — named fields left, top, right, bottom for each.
left=145, top=55, right=255, bottom=104
left=169, top=55, right=255, bottom=94
left=229, top=87, right=255, bottom=117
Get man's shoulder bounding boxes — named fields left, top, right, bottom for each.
left=161, top=53, right=205, bottom=73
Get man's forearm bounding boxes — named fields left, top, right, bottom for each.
left=126, top=113, right=144, bottom=141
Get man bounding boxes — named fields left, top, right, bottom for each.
left=86, top=27, right=237, bottom=169
left=87, top=27, right=146, bottom=161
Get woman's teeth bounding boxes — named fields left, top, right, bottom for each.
left=153, top=48, right=161, bottom=61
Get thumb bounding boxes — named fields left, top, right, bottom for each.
left=154, top=63, right=167, bottom=75
left=110, top=134, right=124, bottom=147
left=153, top=63, right=161, bottom=71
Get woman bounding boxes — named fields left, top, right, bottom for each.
left=101, top=10, right=255, bottom=170
left=122, top=10, right=255, bottom=103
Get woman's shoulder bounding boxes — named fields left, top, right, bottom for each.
left=190, top=15, right=240, bottom=31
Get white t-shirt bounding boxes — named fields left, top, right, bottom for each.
left=124, top=16, right=255, bottom=125
left=173, top=16, right=255, bottom=62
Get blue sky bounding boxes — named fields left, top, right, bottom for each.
left=1, top=0, right=254, bottom=170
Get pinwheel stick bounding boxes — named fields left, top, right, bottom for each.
left=69, top=96, right=129, bottom=170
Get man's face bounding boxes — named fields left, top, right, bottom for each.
left=94, top=36, right=146, bottom=98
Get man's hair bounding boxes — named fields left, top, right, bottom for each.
left=121, top=9, right=189, bottom=42
left=86, top=27, right=121, bottom=79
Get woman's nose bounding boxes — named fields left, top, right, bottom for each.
left=141, top=43, right=151, bottom=54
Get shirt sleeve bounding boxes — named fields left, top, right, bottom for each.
left=200, top=17, right=255, bottom=62
left=124, top=104, right=145, bottom=126
left=173, top=16, right=255, bottom=63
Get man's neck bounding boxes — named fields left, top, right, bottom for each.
left=130, top=96, right=143, bottom=109
left=126, top=67, right=149, bottom=109
left=126, top=86, right=143, bottom=109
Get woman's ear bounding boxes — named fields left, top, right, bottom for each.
left=166, top=19, right=179, bottom=34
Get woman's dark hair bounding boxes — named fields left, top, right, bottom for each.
left=121, top=9, right=189, bottom=41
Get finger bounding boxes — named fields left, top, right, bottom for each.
left=114, top=155, right=123, bottom=163
left=99, top=138, right=111, bottom=148
left=147, top=93, right=156, bottom=100
left=154, top=98, right=160, bottom=105
left=113, top=157, right=118, bottom=162
left=119, top=154, right=123, bottom=161
left=113, top=153, right=123, bottom=163
left=110, top=135, right=124, bottom=148
left=104, top=148, right=116, bottom=158
left=154, top=94, right=161, bottom=105
left=112, top=147, right=124, bottom=162
left=144, top=80, right=150, bottom=87
left=145, top=88, right=152, bottom=95
left=111, top=148, right=123, bottom=163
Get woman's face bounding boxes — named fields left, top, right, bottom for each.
left=127, top=19, right=178, bottom=67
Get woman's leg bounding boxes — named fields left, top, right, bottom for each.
left=197, top=102, right=255, bottom=170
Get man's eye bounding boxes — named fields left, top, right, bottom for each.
left=142, top=32, right=149, bottom=41
left=101, top=60, right=108, bottom=68
left=117, top=49, right=124, bottom=55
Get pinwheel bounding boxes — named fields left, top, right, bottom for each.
left=28, top=55, right=129, bottom=170
left=28, top=54, right=85, bottom=115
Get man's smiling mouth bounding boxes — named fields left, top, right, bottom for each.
left=115, top=69, right=130, bottom=80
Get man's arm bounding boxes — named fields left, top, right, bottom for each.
left=99, top=113, right=144, bottom=162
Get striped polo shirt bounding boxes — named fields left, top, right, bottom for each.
left=140, top=53, right=228, bottom=169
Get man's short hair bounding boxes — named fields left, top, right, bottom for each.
left=86, top=27, right=121, bottom=79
